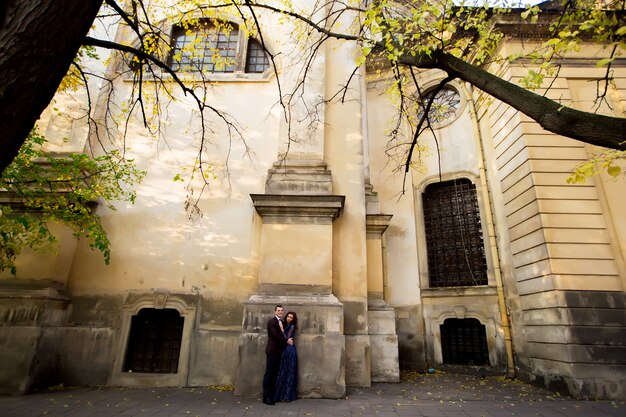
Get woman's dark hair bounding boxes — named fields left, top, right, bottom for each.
left=285, top=311, right=298, bottom=329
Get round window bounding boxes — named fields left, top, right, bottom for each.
left=417, top=86, right=462, bottom=127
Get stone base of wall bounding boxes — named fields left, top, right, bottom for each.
left=0, top=280, right=71, bottom=394
left=0, top=305, right=115, bottom=393
left=0, top=326, right=40, bottom=394
left=369, top=308, right=399, bottom=382
left=520, top=364, right=626, bottom=400
left=395, top=305, right=426, bottom=371
left=1, top=288, right=255, bottom=392
left=234, top=293, right=346, bottom=398
left=345, top=334, right=371, bottom=387
left=188, top=329, right=240, bottom=386
left=33, top=326, right=116, bottom=389
left=518, top=290, right=626, bottom=400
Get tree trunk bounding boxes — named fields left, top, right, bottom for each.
left=0, top=0, right=103, bottom=174
left=416, top=51, right=626, bottom=151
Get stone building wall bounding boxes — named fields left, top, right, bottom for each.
left=476, top=41, right=626, bottom=398
left=0, top=4, right=624, bottom=401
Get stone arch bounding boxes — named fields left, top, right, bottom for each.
left=430, top=309, right=499, bottom=366
left=109, top=291, right=196, bottom=387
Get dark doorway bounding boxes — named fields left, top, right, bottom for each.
left=440, top=318, right=489, bottom=366
left=124, top=308, right=184, bottom=373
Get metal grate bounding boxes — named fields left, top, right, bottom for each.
left=170, top=22, right=239, bottom=73
left=124, top=308, right=184, bottom=374
left=245, top=39, right=270, bottom=73
left=422, top=178, right=488, bottom=287
left=440, top=318, right=489, bottom=366
left=417, top=86, right=461, bottom=124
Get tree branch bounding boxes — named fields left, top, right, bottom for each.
left=400, top=50, right=626, bottom=150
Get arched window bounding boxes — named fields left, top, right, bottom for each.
left=169, top=20, right=270, bottom=74
left=422, top=178, right=488, bottom=287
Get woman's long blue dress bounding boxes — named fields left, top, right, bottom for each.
left=274, top=324, right=298, bottom=402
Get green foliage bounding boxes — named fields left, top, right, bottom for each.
left=358, top=0, right=509, bottom=68
left=516, top=0, right=625, bottom=89
left=59, top=45, right=99, bottom=92
left=355, top=0, right=624, bottom=87
left=567, top=149, right=625, bottom=184
left=0, top=128, right=145, bottom=274
left=350, top=0, right=626, bottom=178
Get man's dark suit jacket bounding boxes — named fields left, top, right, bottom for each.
left=266, top=316, right=287, bottom=354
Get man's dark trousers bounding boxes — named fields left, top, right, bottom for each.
left=263, top=352, right=282, bottom=404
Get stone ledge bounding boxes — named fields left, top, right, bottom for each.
left=257, top=283, right=332, bottom=295
left=421, top=286, right=497, bottom=298
left=265, top=160, right=333, bottom=195
left=366, top=214, right=393, bottom=238
left=250, top=194, right=345, bottom=224
left=245, top=292, right=342, bottom=307
left=0, top=279, right=70, bottom=301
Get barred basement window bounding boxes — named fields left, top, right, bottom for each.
left=422, top=178, right=488, bottom=287
left=169, top=20, right=270, bottom=74
left=440, top=318, right=489, bottom=366
left=124, top=308, right=184, bottom=373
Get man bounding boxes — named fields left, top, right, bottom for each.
left=262, top=304, right=292, bottom=405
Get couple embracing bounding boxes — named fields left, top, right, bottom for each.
left=262, top=304, right=298, bottom=405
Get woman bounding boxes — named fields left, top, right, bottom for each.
left=274, top=311, right=298, bottom=402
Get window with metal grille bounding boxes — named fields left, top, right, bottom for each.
left=422, top=178, right=488, bottom=287
left=169, top=21, right=238, bottom=73
left=169, top=21, right=269, bottom=74
left=440, top=318, right=489, bottom=366
left=124, top=308, right=184, bottom=373
left=246, top=39, right=270, bottom=73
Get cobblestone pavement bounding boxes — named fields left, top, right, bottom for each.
left=0, top=373, right=623, bottom=417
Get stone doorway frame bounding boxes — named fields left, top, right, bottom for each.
left=109, top=291, right=196, bottom=387
left=429, top=307, right=501, bottom=368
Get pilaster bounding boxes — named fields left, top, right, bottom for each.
left=365, top=187, right=399, bottom=382
left=235, top=161, right=347, bottom=397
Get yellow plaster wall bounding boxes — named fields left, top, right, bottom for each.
left=0, top=224, right=78, bottom=283
left=324, top=38, right=368, bottom=302
left=364, top=79, right=421, bottom=306
left=66, top=72, right=281, bottom=300
left=259, top=223, right=332, bottom=286
left=476, top=41, right=626, bottom=296
left=366, top=239, right=384, bottom=294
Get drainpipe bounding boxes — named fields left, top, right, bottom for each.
left=462, top=83, right=516, bottom=379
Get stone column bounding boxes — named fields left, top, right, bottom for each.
left=234, top=162, right=347, bottom=398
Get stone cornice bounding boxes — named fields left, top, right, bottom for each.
left=0, top=190, right=98, bottom=213
left=250, top=194, right=345, bottom=224
left=0, top=279, right=70, bottom=302
left=366, top=214, right=393, bottom=238
left=421, top=286, right=497, bottom=298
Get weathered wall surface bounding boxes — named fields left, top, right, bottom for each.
left=235, top=296, right=346, bottom=398
left=0, top=280, right=72, bottom=393
left=478, top=41, right=626, bottom=399
left=365, top=76, right=425, bottom=371
left=365, top=71, right=509, bottom=373
left=2, top=5, right=625, bottom=401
